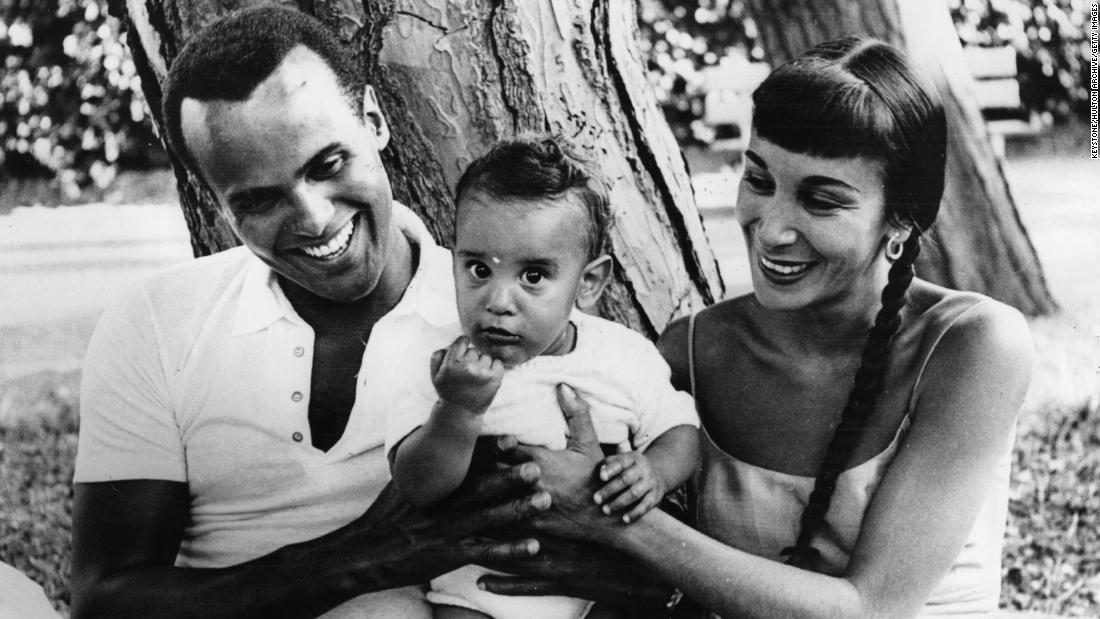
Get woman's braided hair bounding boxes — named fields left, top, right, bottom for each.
left=749, top=37, right=948, bottom=569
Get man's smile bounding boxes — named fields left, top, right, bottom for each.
left=295, top=217, right=356, bottom=261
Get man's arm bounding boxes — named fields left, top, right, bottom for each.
left=71, top=464, right=548, bottom=619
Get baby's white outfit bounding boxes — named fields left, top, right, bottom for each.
left=382, top=310, right=699, bottom=619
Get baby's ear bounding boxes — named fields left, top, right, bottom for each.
left=575, top=255, right=612, bottom=310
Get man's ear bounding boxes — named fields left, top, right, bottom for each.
left=575, top=255, right=613, bottom=310
left=361, top=85, right=390, bottom=150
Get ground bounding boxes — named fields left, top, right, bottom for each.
left=0, top=134, right=1097, bottom=616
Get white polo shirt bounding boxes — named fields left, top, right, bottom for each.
left=74, top=203, right=457, bottom=569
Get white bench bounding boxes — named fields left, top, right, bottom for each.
left=962, top=45, right=1042, bottom=156
left=699, top=58, right=771, bottom=153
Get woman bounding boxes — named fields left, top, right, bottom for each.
left=499, top=37, right=1032, bottom=618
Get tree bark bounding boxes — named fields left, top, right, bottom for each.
left=114, top=0, right=725, bottom=336
left=742, top=0, right=1056, bottom=316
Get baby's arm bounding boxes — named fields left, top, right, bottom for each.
left=593, top=424, right=699, bottom=523
left=392, top=336, right=503, bottom=507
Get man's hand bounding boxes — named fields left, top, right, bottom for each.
left=478, top=535, right=675, bottom=618
left=72, top=462, right=550, bottom=619
left=480, top=387, right=680, bottom=617
left=594, top=451, right=666, bottom=524
left=431, top=335, right=504, bottom=414
left=318, top=461, right=549, bottom=593
left=504, top=384, right=610, bottom=541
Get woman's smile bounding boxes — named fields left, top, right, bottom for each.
left=757, top=254, right=817, bottom=284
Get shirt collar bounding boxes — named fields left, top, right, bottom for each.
left=383, top=203, right=458, bottom=328
left=231, top=202, right=455, bottom=335
left=231, top=256, right=300, bottom=336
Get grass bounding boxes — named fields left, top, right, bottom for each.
left=1001, top=322, right=1100, bottom=614
left=0, top=371, right=80, bottom=616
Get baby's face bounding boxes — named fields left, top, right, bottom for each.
left=453, top=191, right=593, bottom=368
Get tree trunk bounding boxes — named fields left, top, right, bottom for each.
left=113, top=0, right=725, bottom=336
left=742, top=0, right=1056, bottom=316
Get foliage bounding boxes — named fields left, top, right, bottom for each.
left=0, top=0, right=162, bottom=199
left=637, top=0, right=760, bottom=144
left=637, top=0, right=1094, bottom=143
left=950, top=0, right=1094, bottom=123
left=1, top=0, right=1091, bottom=192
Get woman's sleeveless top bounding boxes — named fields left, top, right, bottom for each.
left=688, top=293, right=1014, bottom=617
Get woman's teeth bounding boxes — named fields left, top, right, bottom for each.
left=301, top=219, right=354, bottom=260
left=760, top=255, right=810, bottom=275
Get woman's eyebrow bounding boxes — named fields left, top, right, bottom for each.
left=744, top=151, right=767, bottom=169
left=802, top=175, right=861, bottom=193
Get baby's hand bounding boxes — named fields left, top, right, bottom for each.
left=431, top=335, right=503, bottom=414
left=592, top=451, right=666, bottom=524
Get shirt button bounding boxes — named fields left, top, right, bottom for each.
left=293, top=346, right=305, bottom=357
left=291, top=391, right=304, bottom=402
left=292, top=432, right=303, bottom=442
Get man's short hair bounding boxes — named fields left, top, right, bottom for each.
left=162, top=5, right=362, bottom=176
left=454, top=134, right=613, bottom=261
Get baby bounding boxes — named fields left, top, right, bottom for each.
left=385, top=134, right=699, bottom=619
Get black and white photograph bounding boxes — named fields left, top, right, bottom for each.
left=1, top=1, right=1096, bottom=617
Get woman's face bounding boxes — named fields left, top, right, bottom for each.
left=735, top=134, right=897, bottom=315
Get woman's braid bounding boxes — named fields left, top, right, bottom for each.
left=784, top=231, right=923, bottom=570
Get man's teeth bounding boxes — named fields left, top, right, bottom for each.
left=760, top=255, right=810, bottom=275
left=301, top=220, right=354, bottom=259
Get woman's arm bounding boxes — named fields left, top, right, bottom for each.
left=528, top=303, right=1032, bottom=619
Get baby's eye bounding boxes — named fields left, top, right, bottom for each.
left=466, top=261, right=491, bottom=279
left=521, top=268, right=546, bottom=285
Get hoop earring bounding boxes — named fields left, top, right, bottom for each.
left=885, top=233, right=904, bottom=261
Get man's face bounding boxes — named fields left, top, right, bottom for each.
left=181, top=46, right=395, bottom=303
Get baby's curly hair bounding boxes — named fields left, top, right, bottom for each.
left=454, top=134, right=613, bottom=261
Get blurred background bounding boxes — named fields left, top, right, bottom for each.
left=0, top=0, right=1096, bottom=616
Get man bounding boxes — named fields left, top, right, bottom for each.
left=70, top=7, right=554, bottom=617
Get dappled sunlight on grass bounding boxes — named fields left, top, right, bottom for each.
left=998, top=147, right=1100, bottom=615
left=0, top=377, right=79, bottom=617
